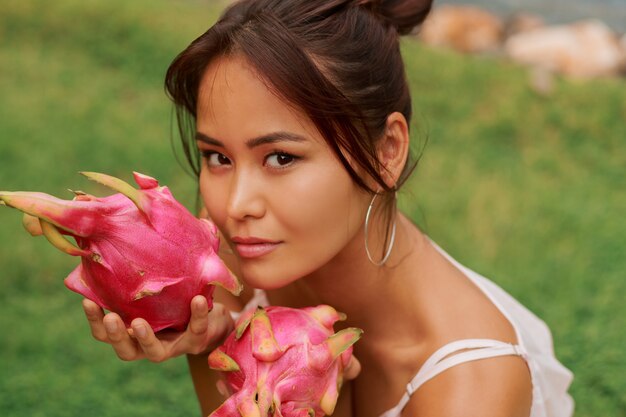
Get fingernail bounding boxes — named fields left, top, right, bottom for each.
left=194, top=299, right=205, bottom=313
left=135, top=324, right=147, bottom=338
left=104, top=320, right=118, bottom=333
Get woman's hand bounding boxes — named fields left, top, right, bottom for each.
left=82, top=295, right=233, bottom=362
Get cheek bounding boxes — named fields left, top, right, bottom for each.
left=275, top=162, right=368, bottom=266
left=197, top=159, right=368, bottom=289
left=288, top=174, right=359, bottom=234
left=242, top=171, right=367, bottom=290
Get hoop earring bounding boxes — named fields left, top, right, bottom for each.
left=364, top=192, right=397, bottom=266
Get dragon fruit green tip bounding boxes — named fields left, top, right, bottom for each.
left=0, top=171, right=242, bottom=332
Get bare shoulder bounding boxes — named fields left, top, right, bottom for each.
left=403, top=354, right=532, bottom=417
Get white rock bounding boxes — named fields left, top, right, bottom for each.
left=419, top=5, right=504, bottom=54
left=505, top=20, right=626, bottom=79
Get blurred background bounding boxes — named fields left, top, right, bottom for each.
left=439, top=0, right=626, bottom=31
left=0, top=0, right=624, bottom=416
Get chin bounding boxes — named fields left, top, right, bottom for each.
left=238, top=263, right=300, bottom=291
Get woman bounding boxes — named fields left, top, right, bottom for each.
left=81, top=0, right=574, bottom=416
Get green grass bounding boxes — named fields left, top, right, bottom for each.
left=400, top=44, right=626, bottom=415
left=0, top=1, right=624, bottom=416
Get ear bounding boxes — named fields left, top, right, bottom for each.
left=377, top=112, right=410, bottom=189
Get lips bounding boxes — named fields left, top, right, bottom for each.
left=231, top=236, right=281, bottom=259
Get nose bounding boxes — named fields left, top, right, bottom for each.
left=226, top=169, right=265, bottom=221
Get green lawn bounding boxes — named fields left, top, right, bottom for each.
left=1, top=1, right=624, bottom=416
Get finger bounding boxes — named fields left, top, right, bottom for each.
left=82, top=299, right=108, bottom=342
left=185, top=300, right=231, bottom=355
left=185, top=297, right=223, bottom=355
left=103, top=313, right=142, bottom=361
left=131, top=318, right=167, bottom=363
left=343, top=356, right=362, bottom=380
left=205, top=302, right=232, bottom=341
left=188, top=295, right=210, bottom=336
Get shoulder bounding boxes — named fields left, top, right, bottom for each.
left=402, top=353, right=532, bottom=417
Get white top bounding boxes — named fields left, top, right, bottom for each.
left=231, top=239, right=575, bottom=417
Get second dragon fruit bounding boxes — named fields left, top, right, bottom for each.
left=208, top=305, right=363, bottom=417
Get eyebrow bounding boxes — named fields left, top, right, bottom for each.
left=195, top=131, right=308, bottom=148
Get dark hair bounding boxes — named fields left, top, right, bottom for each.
left=165, top=0, right=432, bottom=252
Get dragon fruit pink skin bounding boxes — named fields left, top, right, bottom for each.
left=0, top=171, right=242, bottom=332
left=208, top=306, right=363, bottom=417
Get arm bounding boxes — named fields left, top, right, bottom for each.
left=403, top=355, right=532, bottom=417
left=187, top=352, right=228, bottom=415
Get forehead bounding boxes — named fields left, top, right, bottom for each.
left=196, top=54, right=321, bottom=143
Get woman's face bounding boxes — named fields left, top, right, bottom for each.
left=195, top=55, right=371, bottom=289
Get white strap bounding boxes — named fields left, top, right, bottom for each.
left=379, top=339, right=528, bottom=417
left=415, top=338, right=523, bottom=382
left=408, top=342, right=527, bottom=394
left=379, top=393, right=411, bottom=417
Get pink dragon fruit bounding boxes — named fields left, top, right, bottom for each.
left=208, top=305, right=363, bottom=417
left=0, top=171, right=242, bottom=332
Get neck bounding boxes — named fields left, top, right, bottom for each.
left=293, top=213, right=430, bottom=343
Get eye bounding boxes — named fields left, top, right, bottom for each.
left=265, top=152, right=297, bottom=169
left=202, top=151, right=231, bottom=168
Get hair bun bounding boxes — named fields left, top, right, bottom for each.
left=356, top=0, right=433, bottom=35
